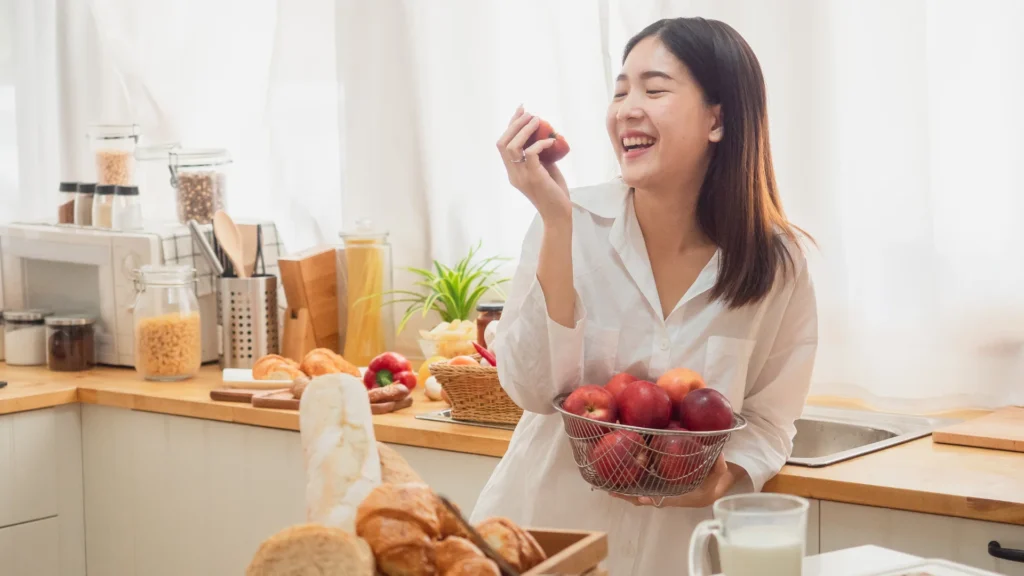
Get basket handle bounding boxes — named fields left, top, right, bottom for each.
left=689, top=519, right=723, bottom=576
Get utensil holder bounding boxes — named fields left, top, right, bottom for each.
left=218, top=275, right=279, bottom=369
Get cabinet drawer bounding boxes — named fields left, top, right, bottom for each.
left=0, top=516, right=60, bottom=576
left=0, top=409, right=58, bottom=528
left=821, top=501, right=1024, bottom=575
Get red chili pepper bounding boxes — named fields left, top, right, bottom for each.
left=363, top=352, right=416, bottom=389
left=472, top=341, right=497, bottom=367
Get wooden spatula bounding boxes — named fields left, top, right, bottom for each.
left=213, top=210, right=247, bottom=278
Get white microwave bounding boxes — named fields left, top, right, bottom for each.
left=0, top=223, right=219, bottom=367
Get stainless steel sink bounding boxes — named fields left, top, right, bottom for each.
left=786, top=406, right=961, bottom=467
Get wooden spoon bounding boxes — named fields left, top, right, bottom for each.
left=213, top=210, right=248, bottom=278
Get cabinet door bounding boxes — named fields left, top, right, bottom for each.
left=0, top=517, right=60, bottom=576
left=0, top=408, right=58, bottom=528
left=821, top=501, right=1024, bottom=575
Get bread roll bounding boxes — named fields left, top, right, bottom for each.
left=253, top=354, right=302, bottom=380
left=355, top=483, right=442, bottom=576
left=475, top=517, right=546, bottom=572
left=245, top=523, right=374, bottom=576
left=437, top=498, right=472, bottom=541
left=300, top=348, right=361, bottom=378
left=436, top=537, right=500, bottom=576
left=299, top=373, right=382, bottom=533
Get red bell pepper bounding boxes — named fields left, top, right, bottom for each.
left=472, top=341, right=497, bottom=367
left=364, top=352, right=417, bottom=389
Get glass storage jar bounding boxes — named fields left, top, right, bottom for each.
left=58, top=182, right=77, bottom=223
left=89, top=123, right=139, bottom=186
left=476, top=302, right=503, bottom=347
left=45, top=314, right=96, bottom=372
left=75, top=183, right=96, bottom=226
left=112, top=185, right=142, bottom=230
left=92, top=185, right=116, bottom=229
left=132, top=265, right=202, bottom=381
left=170, top=148, right=230, bottom=224
left=3, top=309, right=53, bottom=366
left=338, top=220, right=395, bottom=367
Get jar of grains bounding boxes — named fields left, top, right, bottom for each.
left=132, top=265, right=202, bottom=381
left=3, top=309, right=53, bottom=366
left=88, top=124, right=139, bottom=186
left=169, top=148, right=231, bottom=225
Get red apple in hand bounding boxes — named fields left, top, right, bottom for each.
left=650, top=434, right=704, bottom=483
left=656, top=368, right=706, bottom=419
left=589, top=430, right=647, bottom=486
left=679, top=388, right=734, bottom=432
left=562, top=385, right=617, bottom=424
left=604, top=373, right=637, bottom=404
left=618, top=381, right=672, bottom=429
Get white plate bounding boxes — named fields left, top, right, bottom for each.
left=862, top=559, right=1002, bottom=576
left=221, top=367, right=368, bottom=389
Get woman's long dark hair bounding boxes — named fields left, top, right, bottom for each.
left=624, top=18, right=806, bottom=309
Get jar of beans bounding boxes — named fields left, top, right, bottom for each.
left=45, top=314, right=96, bottom=372
left=169, top=148, right=230, bottom=225
left=132, top=265, right=202, bottom=381
left=88, top=124, right=139, bottom=186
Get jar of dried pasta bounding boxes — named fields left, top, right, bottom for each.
left=170, top=148, right=230, bottom=225
left=132, top=265, right=202, bottom=381
left=88, top=124, right=139, bottom=186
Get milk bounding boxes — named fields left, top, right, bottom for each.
left=718, top=525, right=803, bottom=576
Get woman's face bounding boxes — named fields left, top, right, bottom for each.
left=607, top=36, right=722, bottom=192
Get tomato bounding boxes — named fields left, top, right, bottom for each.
left=525, top=119, right=570, bottom=164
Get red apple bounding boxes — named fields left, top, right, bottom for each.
left=655, top=368, right=706, bottom=419
left=666, top=421, right=687, bottom=431
left=603, top=372, right=638, bottom=403
left=618, top=381, right=672, bottom=430
left=678, top=388, right=734, bottom=432
left=589, top=430, right=647, bottom=486
left=561, top=385, right=617, bottom=424
left=650, top=434, right=705, bottom=483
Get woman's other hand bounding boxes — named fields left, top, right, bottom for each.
left=498, top=106, right=572, bottom=223
left=609, top=455, right=749, bottom=508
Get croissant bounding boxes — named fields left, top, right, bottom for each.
left=475, top=517, right=546, bottom=572
left=356, top=483, right=442, bottom=576
left=435, top=537, right=500, bottom=576
left=252, top=354, right=303, bottom=380
left=436, top=498, right=472, bottom=541
left=300, top=348, right=361, bottom=378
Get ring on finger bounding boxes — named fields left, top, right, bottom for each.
left=510, top=149, right=527, bottom=163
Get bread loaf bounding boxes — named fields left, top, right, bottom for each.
left=435, top=537, right=500, bottom=576
left=300, top=347, right=361, bottom=378
left=253, top=354, right=302, bottom=380
left=299, top=373, right=382, bottom=532
left=475, top=517, right=547, bottom=572
left=245, top=523, right=375, bottom=576
left=377, top=442, right=425, bottom=485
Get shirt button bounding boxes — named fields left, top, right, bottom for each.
left=659, top=338, right=670, bottom=351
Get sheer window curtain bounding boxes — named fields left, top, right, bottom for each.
left=8, top=0, right=1024, bottom=409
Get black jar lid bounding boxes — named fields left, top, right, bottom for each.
left=115, top=185, right=139, bottom=196
left=79, top=183, right=97, bottom=194
left=96, top=185, right=116, bottom=195
left=476, top=302, right=504, bottom=312
left=60, top=182, right=78, bottom=192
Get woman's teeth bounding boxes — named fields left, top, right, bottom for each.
left=623, top=136, right=655, bottom=150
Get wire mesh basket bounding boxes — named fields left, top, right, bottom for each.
left=552, top=393, right=746, bottom=506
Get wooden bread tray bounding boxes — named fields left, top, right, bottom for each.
left=524, top=528, right=607, bottom=575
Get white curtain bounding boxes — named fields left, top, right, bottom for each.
left=7, top=0, right=1024, bottom=409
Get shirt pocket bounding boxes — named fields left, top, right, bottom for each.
left=704, top=336, right=756, bottom=410
left=583, top=325, right=620, bottom=385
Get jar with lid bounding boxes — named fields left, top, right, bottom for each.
left=92, top=185, right=116, bottom=228
left=3, top=309, right=53, bottom=366
left=338, top=220, right=395, bottom=367
left=58, top=182, right=77, bottom=224
left=112, top=185, right=143, bottom=230
left=170, top=148, right=230, bottom=224
left=132, top=265, right=202, bottom=381
left=75, top=183, right=96, bottom=225
left=88, top=123, right=139, bottom=186
left=45, top=314, right=95, bottom=372
left=135, top=142, right=180, bottom=224
left=476, top=302, right=503, bottom=348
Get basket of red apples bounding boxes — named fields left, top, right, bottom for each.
left=553, top=369, right=746, bottom=505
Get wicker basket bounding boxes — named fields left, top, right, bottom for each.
left=428, top=355, right=523, bottom=425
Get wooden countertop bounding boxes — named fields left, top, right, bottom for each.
left=2, top=363, right=1022, bottom=526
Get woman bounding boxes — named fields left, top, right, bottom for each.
left=469, top=17, right=818, bottom=575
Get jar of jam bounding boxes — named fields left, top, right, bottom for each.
left=476, top=302, right=503, bottom=348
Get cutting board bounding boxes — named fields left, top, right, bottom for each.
left=932, top=406, right=1024, bottom=452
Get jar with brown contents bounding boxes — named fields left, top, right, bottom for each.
left=58, top=182, right=77, bottom=224
left=476, top=302, right=503, bottom=347
left=45, top=314, right=96, bottom=372
left=132, top=265, right=202, bottom=381
left=170, top=148, right=230, bottom=224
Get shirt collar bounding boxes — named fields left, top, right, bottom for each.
left=570, top=177, right=630, bottom=220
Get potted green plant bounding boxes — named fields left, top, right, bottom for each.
left=373, top=242, right=509, bottom=357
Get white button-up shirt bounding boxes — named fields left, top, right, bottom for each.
left=470, top=178, right=818, bottom=575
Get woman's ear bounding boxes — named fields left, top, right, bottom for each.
left=708, top=104, right=724, bottom=143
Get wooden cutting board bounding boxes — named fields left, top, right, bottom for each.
left=210, top=388, right=288, bottom=403
left=932, top=406, right=1024, bottom=452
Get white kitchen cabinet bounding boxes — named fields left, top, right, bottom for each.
left=0, top=516, right=61, bottom=576
left=820, top=501, right=1024, bottom=575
